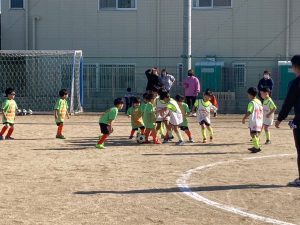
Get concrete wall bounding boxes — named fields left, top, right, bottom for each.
left=3, top=0, right=297, bottom=57
left=1, top=0, right=300, bottom=112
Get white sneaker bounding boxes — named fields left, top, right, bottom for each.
left=177, top=140, right=185, bottom=146
left=189, top=138, right=194, bottom=143
left=288, top=178, right=300, bottom=187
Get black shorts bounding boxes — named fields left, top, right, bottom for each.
left=250, top=130, right=261, bottom=135
left=132, top=126, right=145, bottom=131
left=180, top=126, right=189, bottom=131
left=156, top=121, right=162, bottom=124
left=56, top=122, right=64, bottom=126
left=100, top=123, right=110, bottom=135
left=200, top=120, right=210, bottom=126
left=3, top=122, right=14, bottom=127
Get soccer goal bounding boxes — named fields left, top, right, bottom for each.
left=0, top=50, right=84, bottom=113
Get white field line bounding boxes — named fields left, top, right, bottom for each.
left=176, top=154, right=296, bottom=225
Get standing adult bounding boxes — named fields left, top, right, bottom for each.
left=257, top=70, right=274, bottom=99
left=183, top=69, right=201, bottom=112
left=160, top=69, right=175, bottom=92
left=145, top=68, right=162, bottom=93
left=275, top=55, right=300, bottom=187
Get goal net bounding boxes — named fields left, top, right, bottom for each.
left=0, top=50, right=83, bottom=113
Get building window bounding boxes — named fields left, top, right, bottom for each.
left=99, top=0, right=136, bottom=10
left=193, top=0, right=231, bottom=8
left=10, top=0, right=24, bottom=9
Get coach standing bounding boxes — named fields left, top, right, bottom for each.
left=183, top=69, right=201, bottom=113
left=145, top=68, right=162, bottom=93
left=275, top=55, right=300, bottom=187
left=160, top=69, right=175, bottom=92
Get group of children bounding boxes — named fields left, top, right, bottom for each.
left=96, top=89, right=219, bottom=149
left=0, top=86, right=276, bottom=154
left=243, top=87, right=277, bottom=153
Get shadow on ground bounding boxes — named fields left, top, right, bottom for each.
left=74, top=184, right=286, bottom=195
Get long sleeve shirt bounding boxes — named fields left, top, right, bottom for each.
left=145, top=69, right=162, bottom=92
left=160, top=74, right=175, bottom=91
left=257, top=78, right=274, bottom=91
left=277, top=76, right=300, bottom=124
left=183, top=76, right=201, bottom=97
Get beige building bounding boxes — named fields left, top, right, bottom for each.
left=1, top=0, right=300, bottom=111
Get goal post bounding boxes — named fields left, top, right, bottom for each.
left=0, top=50, right=84, bottom=113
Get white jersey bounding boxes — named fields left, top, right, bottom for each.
left=248, top=99, right=263, bottom=132
left=195, top=99, right=217, bottom=124
left=263, top=98, right=276, bottom=126
left=155, top=98, right=169, bottom=121
left=166, top=98, right=183, bottom=126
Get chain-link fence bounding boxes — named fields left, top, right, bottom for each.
left=82, top=56, right=291, bottom=113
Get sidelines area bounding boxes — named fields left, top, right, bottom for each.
left=176, top=154, right=296, bottom=225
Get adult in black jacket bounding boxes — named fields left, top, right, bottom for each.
left=257, top=70, right=274, bottom=99
left=276, top=55, right=300, bottom=187
left=145, top=68, right=162, bottom=93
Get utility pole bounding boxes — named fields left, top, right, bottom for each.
left=182, top=0, right=192, bottom=75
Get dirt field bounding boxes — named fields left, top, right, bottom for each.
left=0, top=114, right=299, bottom=225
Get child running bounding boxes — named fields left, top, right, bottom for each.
left=193, top=91, right=217, bottom=143
left=127, top=97, right=145, bottom=139
left=143, top=93, right=161, bottom=144
left=260, top=87, right=277, bottom=144
left=0, top=88, right=18, bottom=140
left=155, top=89, right=172, bottom=141
left=175, top=94, right=194, bottom=142
left=242, top=87, right=263, bottom=153
left=54, top=89, right=70, bottom=139
left=160, top=91, right=184, bottom=145
left=96, top=98, right=124, bottom=149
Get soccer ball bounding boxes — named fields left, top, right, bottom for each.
left=136, top=134, right=146, bottom=144
left=28, top=109, right=33, bottom=115
left=22, top=109, right=27, bottom=116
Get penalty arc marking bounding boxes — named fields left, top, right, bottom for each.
left=176, top=154, right=296, bottom=225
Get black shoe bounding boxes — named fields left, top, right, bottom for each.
left=129, top=136, right=134, bottom=139
left=248, top=147, right=261, bottom=153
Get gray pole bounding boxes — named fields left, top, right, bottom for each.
left=183, top=0, right=192, bottom=75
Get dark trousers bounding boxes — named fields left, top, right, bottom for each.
left=186, top=96, right=196, bottom=111
left=125, top=97, right=132, bottom=113
left=293, top=128, right=300, bottom=179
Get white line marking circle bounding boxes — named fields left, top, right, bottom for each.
left=176, top=154, right=296, bottom=225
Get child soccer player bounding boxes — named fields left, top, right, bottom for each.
left=127, top=97, right=145, bottom=139
left=0, top=88, right=18, bottom=140
left=54, top=89, right=70, bottom=139
left=175, top=94, right=194, bottom=143
left=193, top=91, right=217, bottom=143
left=143, top=93, right=161, bottom=144
left=155, top=90, right=172, bottom=141
left=242, top=87, right=263, bottom=153
left=140, top=93, right=148, bottom=114
left=96, top=98, right=124, bottom=149
left=206, top=89, right=219, bottom=117
left=160, top=91, right=184, bottom=145
left=260, top=87, right=277, bottom=144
